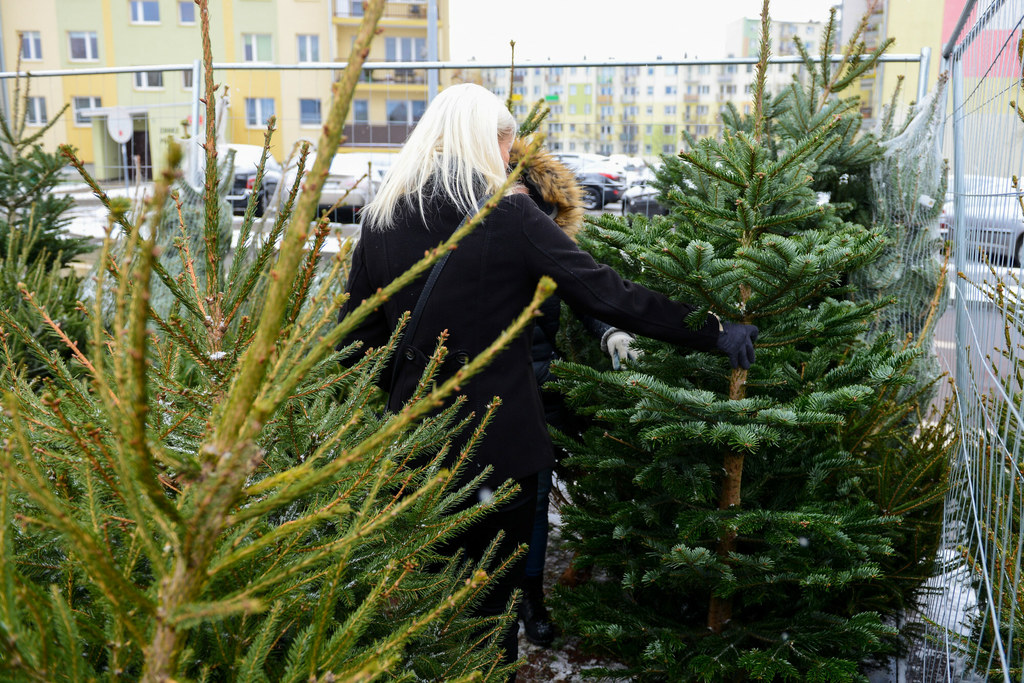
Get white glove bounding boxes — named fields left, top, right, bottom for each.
left=601, top=329, right=640, bottom=370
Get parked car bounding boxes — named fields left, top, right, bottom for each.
left=938, top=175, right=1024, bottom=265
left=223, top=143, right=283, bottom=216
left=279, top=150, right=390, bottom=222
left=621, top=184, right=667, bottom=218
left=554, top=154, right=626, bottom=210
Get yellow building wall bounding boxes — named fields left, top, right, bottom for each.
left=881, top=0, right=945, bottom=111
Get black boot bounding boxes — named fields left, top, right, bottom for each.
left=520, top=574, right=555, bottom=646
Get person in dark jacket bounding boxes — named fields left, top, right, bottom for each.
left=337, top=82, right=757, bottom=677
left=510, top=138, right=641, bottom=647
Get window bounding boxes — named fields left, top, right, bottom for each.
left=665, top=85, right=677, bottom=95
left=243, top=33, right=272, bottom=62
left=245, top=97, right=275, bottom=127
left=664, top=105, right=676, bottom=115
left=68, top=31, right=99, bottom=61
left=646, top=106, right=653, bottom=115
left=569, top=104, right=576, bottom=115
left=547, top=123, right=562, bottom=133
left=299, top=98, right=321, bottom=125
left=386, top=99, right=426, bottom=125
left=178, top=1, right=195, bottom=24
left=385, top=36, right=426, bottom=62
left=133, top=71, right=164, bottom=89
left=72, top=96, right=101, bottom=126
left=583, top=84, right=592, bottom=95
left=668, top=65, right=678, bottom=75
left=698, top=85, right=710, bottom=95
left=583, top=103, right=592, bottom=115
left=697, top=105, right=709, bottom=115
left=20, top=31, right=42, bottom=61
left=297, top=34, right=319, bottom=62
left=645, top=124, right=652, bottom=134
left=647, top=86, right=654, bottom=96
left=129, top=0, right=160, bottom=24
left=353, top=99, right=368, bottom=122
left=25, top=97, right=46, bottom=126
left=182, top=69, right=193, bottom=89
left=698, top=64, right=711, bottom=75
left=662, top=144, right=674, bottom=154
left=569, top=84, right=577, bottom=96
left=533, top=85, right=540, bottom=95
left=664, top=124, right=676, bottom=135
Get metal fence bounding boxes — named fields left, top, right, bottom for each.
left=0, top=52, right=927, bottom=190
left=914, top=0, right=1024, bottom=681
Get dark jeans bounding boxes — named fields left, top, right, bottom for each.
left=524, top=468, right=553, bottom=578
left=437, top=473, right=539, bottom=679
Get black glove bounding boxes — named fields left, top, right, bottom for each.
left=717, top=322, right=759, bottom=370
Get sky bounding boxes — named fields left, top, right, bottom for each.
left=447, top=0, right=841, bottom=63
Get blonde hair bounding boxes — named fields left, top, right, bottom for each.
left=360, top=83, right=517, bottom=230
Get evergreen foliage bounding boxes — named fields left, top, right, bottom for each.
left=0, top=3, right=551, bottom=680
left=0, top=59, right=93, bottom=379
left=552, top=4, right=952, bottom=680
left=0, top=57, right=91, bottom=267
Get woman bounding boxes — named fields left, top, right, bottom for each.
left=337, top=83, right=757, bottom=675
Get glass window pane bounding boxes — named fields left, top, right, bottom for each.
left=411, top=100, right=426, bottom=122
left=353, top=100, right=368, bottom=122
left=386, top=100, right=407, bottom=123
left=300, top=99, right=321, bottom=125
left=179, top=1, right=195, bottom=23
left=257, top=34, right=271, bottom=61
left=144, top=1, right=160, bottom=21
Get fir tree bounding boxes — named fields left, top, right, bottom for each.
left=0, top=46, right=91, bottom=267
left=552, top=3, right=950, bottom=680
left=0, top=48, right=93, bottom=379
left=0, top=2, right=551, bottom=680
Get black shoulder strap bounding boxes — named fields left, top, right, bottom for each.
left=388, top=196, right=489, bottom=398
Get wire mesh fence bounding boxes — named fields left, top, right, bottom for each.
left=911, top=1, right=1024, bottom=681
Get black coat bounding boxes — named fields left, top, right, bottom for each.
left=338, top=191, right=720, bottom=487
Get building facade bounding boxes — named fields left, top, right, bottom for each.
left=0, top=0, right=448, bottom=179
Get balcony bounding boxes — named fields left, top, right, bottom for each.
left=358, top=67, right=428, bottom=85
left=596, top=95, right=613, bottom=105
left=334, top=1, right=438, bottom=23
left=683, top=94, right=700, bottom=103
left=341, top=122, right=415, bottom=147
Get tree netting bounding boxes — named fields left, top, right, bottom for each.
left=856, top=75, right=950, bottom=408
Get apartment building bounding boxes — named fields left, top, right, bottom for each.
left=332, top=0, right=450, bottom=151
left=0, top=0, right=447, bottom=178
left=478, top=16, right=823, bottom=163
left=841, top=0, right=969, bottom=123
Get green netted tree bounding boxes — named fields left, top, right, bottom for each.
left=0, top=2, right=551, bottom=680
left=551, top=4, right=951, bottom=681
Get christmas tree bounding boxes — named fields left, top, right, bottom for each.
left=552, top=3, right=950, bottom=680
left=0, top=2, right=550, bottom=680
left=0, top=52, right=93, bottom=379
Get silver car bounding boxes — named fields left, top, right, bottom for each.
left=940, top=175, right=1024, bottom=265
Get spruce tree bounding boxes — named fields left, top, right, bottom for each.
left=0, top=50, right=91, bottom=268
left=552, top=3, right=949, bottom=680
left=0, top=49, right=94, bottom=379
left=0, top=2, right=551, bottom=680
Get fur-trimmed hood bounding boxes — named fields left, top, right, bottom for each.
left=509, top=137, right=584, bottom=236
